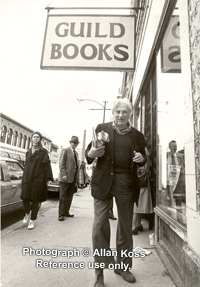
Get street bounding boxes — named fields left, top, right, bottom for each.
left=1, top=192, right=59, bottom=231
left=1, top=187, right=175, bottom=287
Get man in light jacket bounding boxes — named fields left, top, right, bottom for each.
left=58, top=136, right=79, bottom=221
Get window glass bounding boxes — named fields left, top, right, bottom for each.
left=22, top=135, right=27, bottom=149
left=18, top=133, right=22, bottom=148
left=6, top=161, right=23, bottom=180
left=13, top=131, right=18, bottom=146
left=0, top=126, right=7, bottom=143
left=27, top=137, right=31, bottom=149
left=156, top=5, right=186, bottom=226
left=6, top=128, right=13, bottom=145
left=0, top=164, right=2, bottom=181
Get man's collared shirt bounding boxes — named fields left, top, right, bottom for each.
left=112, top=121, right=131, bottom=135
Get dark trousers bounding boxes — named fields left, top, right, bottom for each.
left=92, top=173, right=134, bottom=268
left=23, top=200, right=40, bottom=220
left=59, top=181, right=75, bottom=217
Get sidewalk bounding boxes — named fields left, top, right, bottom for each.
left=1, top=188, right=175, bottom=287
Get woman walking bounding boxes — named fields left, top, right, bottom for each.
left=78, top=161, right=90, bottom=189
left=21, top=131, right=53, bottom=230
left=132, top=138, right=153, bottom=234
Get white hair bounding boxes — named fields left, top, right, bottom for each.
left=111, top=98, right=132, bottom=115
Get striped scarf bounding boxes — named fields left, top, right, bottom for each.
left=112, top=121, right=131, bottom=135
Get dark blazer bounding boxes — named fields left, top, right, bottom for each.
left=85, top=122, right=146, bottom=205
left=21, top=148, right=53, bottom=202
left=58, top=147, right=79, bottom=183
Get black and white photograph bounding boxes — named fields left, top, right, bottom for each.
left=1, top=0, right=200, bottom=286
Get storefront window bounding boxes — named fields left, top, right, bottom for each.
left=156, top=4, right=187, bottom=226
left=134, top=100, right=141, bottom=131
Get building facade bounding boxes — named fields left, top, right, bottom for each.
left=0, top=112, right=59, bottom=164
left=121, top=0, right=200, bottom=286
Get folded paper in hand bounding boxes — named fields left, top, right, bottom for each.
left=92, top=128, right=110, bottom=148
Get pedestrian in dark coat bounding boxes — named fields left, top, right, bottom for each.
left=85, top=99, right=146, bottom=287
left=21, top=131, right=53, bottom=230
left=58, top=136, right=79, bottom=221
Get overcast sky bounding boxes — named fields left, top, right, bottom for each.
left=0, top=0, right=132, bottom=148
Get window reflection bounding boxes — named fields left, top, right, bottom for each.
left=166, top=140, right=186, bottom=223
left=157, top=6, right=186, bottom=226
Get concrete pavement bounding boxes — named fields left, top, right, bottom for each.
left=1, top=187, right=175, bottom=287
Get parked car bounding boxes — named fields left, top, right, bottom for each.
left=47, top=163, right=60, bottom=193
left=1, top=157, right=24, bottom=215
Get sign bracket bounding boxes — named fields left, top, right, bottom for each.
left=45, top=7, right=144, bottom=13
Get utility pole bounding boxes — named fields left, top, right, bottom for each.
left=77, top=99, right=110, bottom=123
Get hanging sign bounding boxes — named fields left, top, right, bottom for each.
left=161, top=15, right=181, bottom=73
left=40, top=14, right=135, bottom=71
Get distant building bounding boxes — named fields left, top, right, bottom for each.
left=50, top=143, right=59, bottom=163
left=0, top=112, right=59, bottom=164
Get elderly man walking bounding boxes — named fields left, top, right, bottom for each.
left=85, top=99, right=146, bottom=287
left=58, top=136, right=79, bottom=221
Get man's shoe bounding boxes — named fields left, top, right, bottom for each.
left=132, top=227, right=138, bottom=235
left=109, top=215, right=117, bottom=220
left=137, top=224, right=143, bottom=231
left=94, top=270, right=104, bottom=287
left=149, top=221, right=154, bottom=230
left=65, top=213, right=74, bottom=217
left=108, top=211, right=117, bottom=220
left=114, top=269, right=136, bottom=283
left=23, top=213, right=30, bottom=224
left=28, top=220, right=36, bottom=230
left=58, top=216, right=64, bottom=221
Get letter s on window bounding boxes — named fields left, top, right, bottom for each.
left=168, top=45, right=181, bottom=63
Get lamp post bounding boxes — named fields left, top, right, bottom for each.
left=77, top=99, right=110, bottom=123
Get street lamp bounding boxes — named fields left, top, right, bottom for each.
left=77, top=99, right=110, bottom=123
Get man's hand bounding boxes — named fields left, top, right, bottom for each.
left=88, top=143, right=105, bottom=159
left=133, top=152, right=144, bottom=163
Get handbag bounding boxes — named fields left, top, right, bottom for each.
left=137, top=165, right=148, bottom=187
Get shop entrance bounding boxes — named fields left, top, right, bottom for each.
left=134, top=63, right=157, bottom=228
